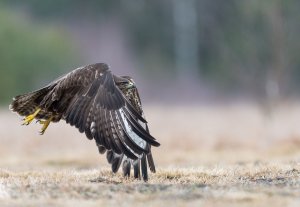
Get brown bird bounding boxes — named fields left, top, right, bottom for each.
left=9, top=63, right=160, bottom=181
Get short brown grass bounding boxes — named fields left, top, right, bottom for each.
left=1, top=163, right=300, bottom=207
left=1, top=103, right=300, bottom=206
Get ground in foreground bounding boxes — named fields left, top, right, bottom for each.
left=1, top=104, right=300, bottom=206
left=1, top=161, right=300, bottom=207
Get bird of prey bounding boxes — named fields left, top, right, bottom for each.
left=9, top=63, right=160, bottom=181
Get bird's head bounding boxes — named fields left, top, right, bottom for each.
left=114, top=75, right=135, bottom=90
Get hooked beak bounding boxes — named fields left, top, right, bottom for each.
left=126, top=81, right=135, bottom=89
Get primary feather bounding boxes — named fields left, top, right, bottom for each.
left=10, top=63, right=160, bottom=181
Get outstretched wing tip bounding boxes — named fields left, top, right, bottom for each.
left=153, top=141, right=160, bottom=147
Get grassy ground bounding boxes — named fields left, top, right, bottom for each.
left=1, top=103, right=300, bottom=206
left=1, top=163, right=300, bottom=207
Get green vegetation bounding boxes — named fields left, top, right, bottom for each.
left=0, top=6, right=80, bottom=104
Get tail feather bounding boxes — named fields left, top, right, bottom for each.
left=9, top=86, right=51, bottom=116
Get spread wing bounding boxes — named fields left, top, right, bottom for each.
left=50, top=63, right=160, bottom=160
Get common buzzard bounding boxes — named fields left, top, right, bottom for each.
left=10, top=63, right=160, bottom=181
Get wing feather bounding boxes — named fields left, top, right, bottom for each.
left=95, top=107, right=106, bottom=148
left=102, top=108, right=112, bottom=150
left=122, top=108, right=160, bottom=146
left=141, top=153, right=148, bottom=181
left=78, top=98, right=93, bottom=134
left=47, top=63, right=159, bottom=167
left=115, top=110, right=148, bottom=154
left=110, top=111, right=139, bottom=159
left=125, top=101, right=147, bottom=123
left=85, top=101, right=97, bottom=137
left=104, top=110, right=122, bottom=154
left=73, top=96, right=87, bottom=127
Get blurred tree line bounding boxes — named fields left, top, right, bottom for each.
left=0, top=3, right=81, bottom=104
left=1, top=0, right=300, bottom=104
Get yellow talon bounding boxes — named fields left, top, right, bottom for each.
left=39, top=117, right=53, bottom=135
left=22, top=108, right=41, bottom=125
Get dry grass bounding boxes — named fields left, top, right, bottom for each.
left=1, top=103, right=300, bottom=206
left=1, top=163, right=300, bottom=207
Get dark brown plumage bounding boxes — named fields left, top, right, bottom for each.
left=10, top=63, right=160, bottom=181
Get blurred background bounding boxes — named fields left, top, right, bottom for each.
left=1, top=0, right=300, bottom=169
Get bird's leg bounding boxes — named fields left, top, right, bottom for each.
left=22, top=108, right=41, bottom=125
left=38, top=116, right=53, bottom=135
